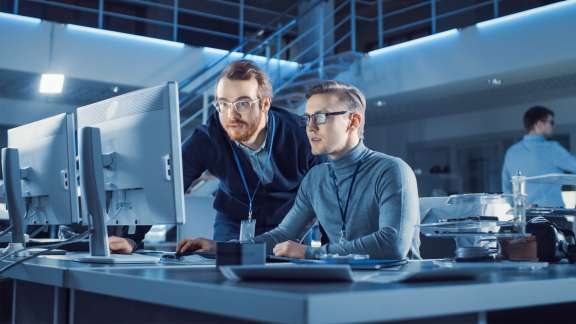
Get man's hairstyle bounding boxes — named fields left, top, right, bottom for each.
left=306, top=80, right=367, bottom=139
left=523, top=106, right=554, bottom=131
left=216, top=60, right=273, bottom=99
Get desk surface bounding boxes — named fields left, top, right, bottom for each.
left=2, top=257, right=576, bottom=323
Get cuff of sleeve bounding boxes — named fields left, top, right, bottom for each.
left=125, top=238, right=138, bottom=252
left=305, top=245, right=327, bottom=259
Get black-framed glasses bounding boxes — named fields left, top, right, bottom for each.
left=212, top=98, right=260, bottom=114
left=302, top=111, right=350, bottom=126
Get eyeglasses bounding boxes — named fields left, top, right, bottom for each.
left=302, top=111, right=350, bottom=126
left=213, top=98, right=260, bottom=114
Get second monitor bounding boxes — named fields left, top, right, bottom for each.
left=76, top=81, right=185, bottom=262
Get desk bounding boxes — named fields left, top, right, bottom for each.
left=2, top=257, right=576, bottom=324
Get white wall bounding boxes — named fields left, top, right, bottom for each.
left=0, top=13, right=299, bottom=89
left=339, top=1, right=576, bottom=100
left=365, top=96, right=576, bottom=159
left=0, top=97, right=74, bottom=126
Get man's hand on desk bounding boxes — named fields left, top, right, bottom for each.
left=273, top=241, right=306, bottom=259
left=176, top=237, right=217, bottom=254
left=109, top=236, right=136, bottom=254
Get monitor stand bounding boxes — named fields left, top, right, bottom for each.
left=77, top=127, right=161, bottom=265
left=1, top=243, right=27, bottom=257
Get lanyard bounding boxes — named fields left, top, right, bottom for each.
left=329, top=160, right=362, bottom=237
left=230, top=114, right=276, bottom=220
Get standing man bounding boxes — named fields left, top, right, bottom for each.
left=177, top=80, right=420, bottom=259
left=180, top=60, right=322, bottom=241
left=502, top=106, right=576, bottom=207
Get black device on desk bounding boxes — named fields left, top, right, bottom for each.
left=159, top=251, right=216, bottom=265
left=167, top=251, right=216, bottom=260
left=216, top=242, right=266, bottom=266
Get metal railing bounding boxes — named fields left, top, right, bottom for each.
left=3, top=0, right=564, bottom=129
left=177, top=0, right=364, bottom=128
left=9, top=0, right=297, bottom=48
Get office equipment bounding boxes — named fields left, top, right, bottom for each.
left=1, top=113, right=79, bottom=256
left=76, top=82, right=185, bottom=263
left=216, top=242, right=266, bottom=266
left=159, top=253, right=215, bottom=266
left=6, top=113, right=79, bottom=225
left=219, top=264, right=354, bottom=282
left=418, top=193, right=529, bottom=261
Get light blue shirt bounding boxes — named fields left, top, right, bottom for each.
left=236, top=133, right=274, bottom=185
left=502, top=135, right=576, bottom=207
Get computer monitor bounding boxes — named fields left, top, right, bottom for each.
left=76, top=82, right=185, bottom=263
left=1, top=113, right=79, bottom=254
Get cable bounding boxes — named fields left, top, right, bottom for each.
left=0, top=230, right=91, bottom=275
left=0, top=230, right=90, bottom=263
left=0, top=225, right=13, bottom=239
left=28, top=225, right=49, bottom=238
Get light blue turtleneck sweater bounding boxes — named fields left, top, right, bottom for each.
left=254, top=143, right=420, bottom=259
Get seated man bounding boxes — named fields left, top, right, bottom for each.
left=177, top=80, right=420, bottom=259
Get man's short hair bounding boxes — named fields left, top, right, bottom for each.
left=216, top=60, right=273, bottom=99
left=523, top=106, right=554, bottom=131
left=306, top=80, right=367, bottom=139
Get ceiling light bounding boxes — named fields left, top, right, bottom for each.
left=39, top=74, right=65, bottom=94
left=488, top=78, right=503, bottom=86
left=476, top=0, right=576, bottom=29
left=376, top=100, right=386, bottom=107
left=0, top=12, right=41, bottom=24
left=368, top=29, right=458, bottom=56
left=66, top=24, right=185, bottom=49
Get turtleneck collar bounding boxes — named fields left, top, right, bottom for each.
left=330, top=142, right=368, bottom=170
left=523, top=134, right=546, bottom=142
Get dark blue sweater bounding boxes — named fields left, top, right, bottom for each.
left=181, top=107, right=324, bottom=231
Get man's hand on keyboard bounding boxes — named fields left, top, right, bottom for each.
left=176, top=237, right=216, bottom=256
left=109, top=236, right=135, bottom=254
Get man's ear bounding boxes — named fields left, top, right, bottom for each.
left=349, top=111, right=362, bottom=132
left=261, top=97, right=272, bottom=112
left=534, top=120, right=545, bottom=132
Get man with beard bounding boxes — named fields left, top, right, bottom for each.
left=177, top=60, right=322, bottom=241
left=177, top=80, right=420, bottom=259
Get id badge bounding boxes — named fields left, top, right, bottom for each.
left=239, top=218, right=257, bottom=242
left=338, top=229, right=346, bottom=244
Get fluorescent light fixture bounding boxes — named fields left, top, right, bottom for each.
left=477, top=0, right=576, bottom=29
left=488, top=78, right=503, bottom=86
left=202, top=47, right=229, bottom=56
left=0, top=12, right=41, bottom=24
left=368, top=29, right=458, bottom=57
left=39, top=74, right=65, bottom=94
left=66, top=24, right=185, bottom=48
left=202, top=47, right=299, bottom=68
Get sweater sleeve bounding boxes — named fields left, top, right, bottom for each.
left=552, top=142, right=576, bottom=173
left=254, top=174, right=317, bottom=254
left=321, top=160, right=420, bottom=259
left=181, top=128, right=213, bottom=190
